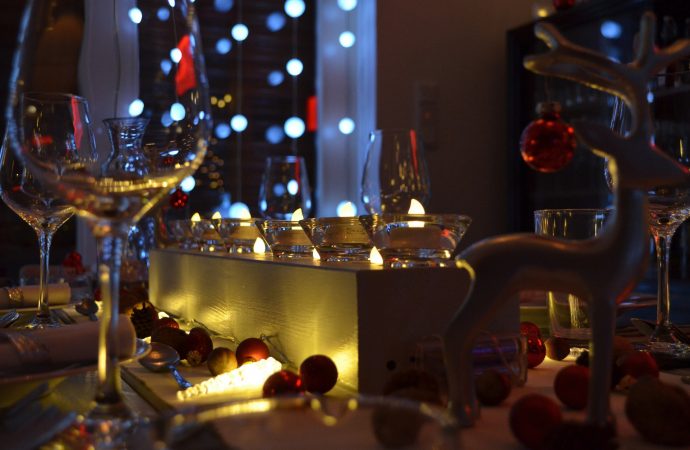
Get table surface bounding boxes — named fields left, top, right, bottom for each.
left=128, top=353, right=690, bottom=449
left=3, top=304, right=690, bottom=449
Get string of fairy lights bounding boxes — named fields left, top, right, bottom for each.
left=125, top=0, right=361, bottom=218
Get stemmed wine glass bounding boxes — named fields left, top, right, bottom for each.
left=361, top=129, right=431, bottom=214
left=259, top=155, right=312, bottom=219
left=0, top=137, right=74, bottom=328
left=5, top=0, right=210, bottom=443
left=610, top=71, right=690, bottom=348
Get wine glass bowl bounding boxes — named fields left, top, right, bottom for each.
left=359, top=214, right=471, bottom=268
left=259, top=155, right=312, bottom=219
left=4, top=0, right=211, bottom=443
left=361, top=129, right=431, bottom=214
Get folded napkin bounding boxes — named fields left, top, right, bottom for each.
left=0, top=284, right=71, bottom=309
left=0, top=315, right=136, bottom=372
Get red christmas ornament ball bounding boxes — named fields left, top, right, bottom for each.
left=236, top=337, right=270, bottom=364
left=154, top=317, right=179, bottom=331
left=510, top=393, right=563, bottom=450
left=520, top=321, right=542, bottom=339
left=300, top=355, right=339, bottom=394
left=619, top=351, right=659, bottom=379
left=263, top=370, right=305, bottom=397
left=527, top=336, right=547, bottom=369
left=553, top=0, right=576, bottom=11
left=520, top=102, right=576, bottom=173
left=169, top=188, right=189, bottom=209
left=554, top=365, right=589, bottom=410
left=184, top=327, right=214, bottom=366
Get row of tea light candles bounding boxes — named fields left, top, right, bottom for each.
left=170, top=200, right=472, bottom=268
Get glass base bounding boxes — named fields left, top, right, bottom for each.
left=649, top=323, right=681, bottom=344
left=23, top=313, right=61, bottom=329
left=384, top=258, right=451, bottom=269
left=77, top=403, right=145, bottom=449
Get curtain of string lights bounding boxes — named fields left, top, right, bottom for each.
left=139, top=0, right=316, bottom=218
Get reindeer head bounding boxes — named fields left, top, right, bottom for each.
left=524, top=12, right=690, bottom=190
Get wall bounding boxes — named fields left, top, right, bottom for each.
left=376, top=0, right=533, bottom=246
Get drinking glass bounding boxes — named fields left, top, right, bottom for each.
left=0, top=139, right=74, bottom=328
left=534, top=208, right=611, bottom=345
left=361, top=129, right=431, bottom=214
left=5, top=1, right=210, bottom=443
left=259, top=155, right=312, bottom=219
left=610, top=74, right=690, bottom=347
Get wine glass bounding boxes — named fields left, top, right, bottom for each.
left=361, top=129, right=431, bottom=214
left=0, top=137, right=74, bottom=328
left=5, top=0, right=211, bottom=443
left=259, top=155, right=312, bottom=219
left=610, top=72, right=690, bottom=348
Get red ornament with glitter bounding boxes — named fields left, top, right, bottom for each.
left=262, top=370, right=305, bottom=397
left=520, top=101, right=576, bottom=173
left=169, top=188, right=188, bottom=209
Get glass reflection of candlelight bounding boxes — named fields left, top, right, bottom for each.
left=312, top=248, right=321, bottom=260
left=253, top=237, right=267, bottom=253
left=369, top=246, right=383, bottom=265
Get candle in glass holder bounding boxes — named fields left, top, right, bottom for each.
left=389, top=224, right=442, bottom=248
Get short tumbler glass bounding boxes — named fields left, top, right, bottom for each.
left=534, top=208, right=611, bottom=344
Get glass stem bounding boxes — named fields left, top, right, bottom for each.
left=653, top=233, right=673, bottom=330
left=35, top=228, right=53, bottom=322
left=92, top=226, right=130, bottom=415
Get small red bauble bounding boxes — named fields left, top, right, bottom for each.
left=519, top=102, right=576, bottom=173
left=262, top=370, right=305, bottom=397
left=185, top=327, right=213, bottom=366
left=554, top=365, right=589, bottom=410
left=62, top=251, right=86, bottom=274
left=154, top=317, right=179, bottom=331
left=527, top=336, right=547, bottom=369
left=475, top=369, right=512, bottom=406
left=169, top=188, right=189, bottom=209
left=510, top=394, right=563, bottom=450
left=236, top=337, right=270, bottom=364
left=553, top=0, right=576, bottom=11
left=520, top=321, right=542, bottom=339
left=619, top=351, right=659, bottom=379
left=300, top=355, right=338, bottom=394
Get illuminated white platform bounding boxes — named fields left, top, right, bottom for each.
left=149, top=248, right=518, bottom=393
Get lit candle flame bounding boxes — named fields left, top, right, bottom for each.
left=369, top=246, right=383, bottom=265
left=408, top=199, right=425, bottom=214
left=337, top=201, right=357, bottom=217
left=312, top=248, right=321, bottom=260
left=291, top=208, right=304, bottom=222
left=253, top=237, right=267, bottom=253
left=191, top=212, right=201, bottom=222
left=211, top=211, right=222, bottom=220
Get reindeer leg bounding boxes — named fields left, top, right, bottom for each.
left=587, top=296, right=618, bottom=428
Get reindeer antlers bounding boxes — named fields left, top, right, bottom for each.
left=525, top=12, right=690, bottom=148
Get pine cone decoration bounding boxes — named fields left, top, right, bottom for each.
left=130, top=302, right=158, bottom=338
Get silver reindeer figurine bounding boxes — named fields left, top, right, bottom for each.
left=445, top=12, right=690, bottom=429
